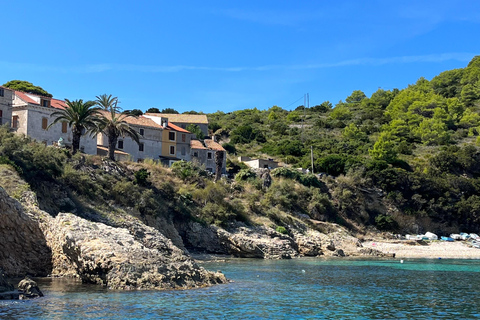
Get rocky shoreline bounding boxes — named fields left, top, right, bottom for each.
left=0, top=180, right=393, bottom=295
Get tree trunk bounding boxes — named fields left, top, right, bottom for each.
left=72, top=127, right=81, bottom=155
left=108, top=134, right=118, bottom=161
left=214, top=151, right=224, bottom=182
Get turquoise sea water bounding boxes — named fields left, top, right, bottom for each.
left=1, top=258, right=480, bottom=319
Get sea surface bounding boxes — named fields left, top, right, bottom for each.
left=1, top=258, right=480, bottom=319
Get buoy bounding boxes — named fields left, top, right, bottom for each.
left=400, top=260, right=404, bottom=264
left=302, top=270, right=306, bottom=273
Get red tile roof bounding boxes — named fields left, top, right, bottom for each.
left=15, top=91, right=39, bottom=105
left=144, top=113, right=208, bottom=124
left=167, top=122, right=191, bottom=133
left=97, top=110, right=164, bottom=129
left=51, top=98, right=67, bottom=110
left=204, top=139, right=226, bottom=152
left=190, top=140, right=208, bottom=150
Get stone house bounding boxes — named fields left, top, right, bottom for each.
left=190, top=138, right=227, bottom=174
left=96, top=111, right=164, bottom=162
left=0, top=86, right=13, bottom=127
left=239, top=156, right=280, bottom=170
left=144, top=113, right=209, bottom=136
left=11, top=91, right=97, bottom=154
left=142, top=115, right=194, bottom=165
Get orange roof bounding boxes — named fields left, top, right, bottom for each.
left=167, top=122, right=190, bottom=133
left=97, top=110, right=163, bottom=129
left=204, top=139, right=226, bottom=151
left=51, top=98, right=66, bottom=110
left=190, top=139, right=208, bottom=150
left=15, top=91, right=39, bottom=105
left=144, top=113, right=208, bottom=124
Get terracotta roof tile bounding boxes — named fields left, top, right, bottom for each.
left=15, top=91, right=39, bottom=105
left=144, top=113, right=208, bottom=124
left=98, top=110, right=163, bottom=129
left=50, top=98, right=66, bottom=110
left=167, top=122, right=191, bottom=133
left=190, top=140, right=208, bottom=150
left=204, top=139, right=226, bottom=151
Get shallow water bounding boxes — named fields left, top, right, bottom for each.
left=1, top=258, right=479, bottom=319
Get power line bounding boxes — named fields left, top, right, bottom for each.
left=283, top=95, right=305, bottom=110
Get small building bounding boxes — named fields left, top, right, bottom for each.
left=191, top=138, right=227, bottom=174
left=239, top=156, right=279, bottom=170
left=11, top=91, right=97, bottom=154
left=144, top=113, right=209, bottom=136
left=0, top=86, right=13, bottom=127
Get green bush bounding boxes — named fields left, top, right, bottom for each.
left=171, top=160, right=207, bottom=180
left=134, top=168, right=150, bottom=186
left=276, top=226, right=288, bottom=234
left=374, top=214, right=399, bottom=231
left=235, top=168, right=257, bottom=181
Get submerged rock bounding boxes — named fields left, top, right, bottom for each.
left=18, top=276, right=43, bottom=299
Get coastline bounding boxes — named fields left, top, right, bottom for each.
left=362, top=240, right=480, bottom=259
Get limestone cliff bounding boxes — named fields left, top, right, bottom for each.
left=0, top=185, right=226, bottom=289
left=0, top=187, right=52, bottom=276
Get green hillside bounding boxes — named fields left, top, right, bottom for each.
left=209, top=56, right=480, bottom=232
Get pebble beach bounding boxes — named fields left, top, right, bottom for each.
left=362, top=240, right=480, bottom=259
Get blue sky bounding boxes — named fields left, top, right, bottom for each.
left=1, top=1, right=479, bottom=113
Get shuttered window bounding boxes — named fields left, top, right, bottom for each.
left=62, top=122, right=68, bottom=133
left=42, top=117, right=48, bottom=130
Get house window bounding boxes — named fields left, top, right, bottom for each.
left=139, top=143, right=144, bottom=152
left=206, top=167, right=213, bottom=173
left=169, top=145, right=175, bottom=155
left=169, top=131, right=175, bottom=141
left=182, top=134, right=186, bottom=142
left=207, top=152, right=212, bottom=160
left=0, top=110, right=2, bottom=124
left=12, top=115, right=19, bottom=128
left=139, top=128, right=144, bottom=136
left=42, top=117, right=48, bottom=130
left=181, top=146, right=186, bottom=156
left=62, top=121, right=68, bottom=133
left=41, top=100, right=49, bottom=107
left=0, top=88, right=4, bottom=97
left=193, top=152, right=198, bottom=157
left=118, top=140, right=124, bottom=149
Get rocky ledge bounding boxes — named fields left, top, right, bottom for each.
left=44, top=212, right=227, bottom=290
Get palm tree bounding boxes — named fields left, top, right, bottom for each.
left=95, top=94, right=140, bottom=161
left=95, top=94, right=120, bottom=111
left=49, top=99, right=101, bottom=155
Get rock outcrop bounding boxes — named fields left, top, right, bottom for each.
left=44, top=212, right=226, bottom=290
left=18, top=276, right=43, bottom=299
left=0, top=187, right=52, bottom=276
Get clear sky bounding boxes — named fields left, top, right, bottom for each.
left=1, top=1, right=479, bottom=113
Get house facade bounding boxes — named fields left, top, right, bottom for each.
left=190, top=137, right=227, bottom=174
left=239, top=156, right=280, bottom=170
left=144, top=113, right=209, bottom=136
left=0, top=86, right=13, bottom=127
left=11, top=91, right=97, bottom=154
left=96, top=112, right=164, bottom=162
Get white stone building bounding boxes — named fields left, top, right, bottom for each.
left=11, top=91, right=97, bottom=154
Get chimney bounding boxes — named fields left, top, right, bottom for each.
left=161, top=117, right=168, bottom=128
left=212, top=136, right=216, bottom=142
